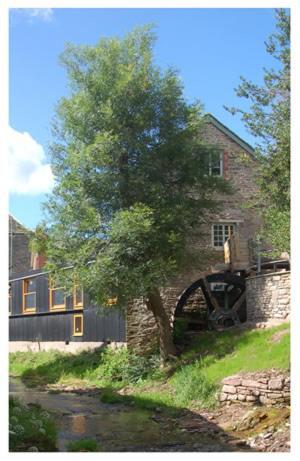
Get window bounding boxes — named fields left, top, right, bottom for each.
left=73, top=285, right=83, bottom=309
left=49, top=279, right=66, bottom=310
left=208, top=152, right=223, bottom=176
left=73, top=314, right=83, bottom=336
left=212, top=223, right=236, bottom=248
left=9, top=283, right=12, bottom=315
left=23, top=278, right=36, bottom=313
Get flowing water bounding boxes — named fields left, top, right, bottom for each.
left=10, top=377, right=231, bottom=452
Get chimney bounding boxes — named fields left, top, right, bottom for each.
left=31, top=252, right=47, bottom=270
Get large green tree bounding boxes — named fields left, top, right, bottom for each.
left=42, top=26, right=230, bottom=360
left=226, top=9, right=290, bottom=256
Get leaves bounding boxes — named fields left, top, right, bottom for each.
left=43, top=25, right=231, bottom=304
left=226, top=9, right=290, bottom=255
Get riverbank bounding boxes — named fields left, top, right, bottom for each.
left=9, top=376, right=290, bottom=452
left=10, top=322, right=290, bottom=412
left=9, top=322, right=290, bottom=451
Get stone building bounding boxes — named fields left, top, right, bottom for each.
left=10, top=115, right=273, bottom=354
left=127, top=114, right=263, bottom=353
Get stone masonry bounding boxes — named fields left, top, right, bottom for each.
left=246, top=272, right=290, bottom=323
left=127, top=117, right=262, bottom=354
left=219, top=370, right=290, bottom=406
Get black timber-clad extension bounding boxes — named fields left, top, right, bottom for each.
left=9, top=270, right=126, bottom=343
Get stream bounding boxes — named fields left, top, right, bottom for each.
left=9, top=377, right=238, bottom=452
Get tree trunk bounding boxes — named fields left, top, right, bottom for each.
left=145, top=287, right=177, bottom=362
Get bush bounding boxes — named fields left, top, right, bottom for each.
left=9, top=397, right=57, bottom=451
left=173, top=318, right=189, bottom=344
left=66, top=438, right=99, bottom=452
left=98, top=348, right=162, bottom=384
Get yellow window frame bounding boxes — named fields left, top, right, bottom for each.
left=73, top=284, right=83, bottom=309
left=73, top=314, right=83, bottom=336
left=9, top=283, right=12, bottom=316
left=22, top=279, right=36, bottom=314
left=49, top=279, right=66, bottom=311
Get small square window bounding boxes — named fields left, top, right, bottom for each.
left=212, top=223, right=236, bottom=249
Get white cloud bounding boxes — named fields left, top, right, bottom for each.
left=13, top=8, right=54, bottom=23
left=8, top=127, right=54, bottom=196
left=27, top=9, right=54, bottom=22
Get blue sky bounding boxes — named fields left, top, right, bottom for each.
left=9, top=7, right=279, bottom=229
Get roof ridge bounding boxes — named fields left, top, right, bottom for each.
left=9, top=213, right=30, bottom=232
left=203, top=113, right=255, bottom=157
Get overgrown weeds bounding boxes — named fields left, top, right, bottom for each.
left=9, top=397, right=57, bottom=452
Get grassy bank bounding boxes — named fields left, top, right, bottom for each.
left=10, top=322, right=290, bottom=410
left=9, top=397, right=57, bottom=452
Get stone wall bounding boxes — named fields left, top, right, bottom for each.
left=126, top=287, right=179, bottom=354
left=246, top=271, right=290, bottom=323
left=9, top=341, right=125, bottom=353
left=126, top=119, right=262, bottom=354
left=219, top=370, right=290, bottom=406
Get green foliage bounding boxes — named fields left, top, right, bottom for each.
left=29, top=224, right=49, bottom=255
left=171, top=362, right=217, bottom=408
left=10, top=323, right=290, bottom=411
left=42, top=25, right=230, bottom=305
left=66, top=438, right=99, bottom=452
left=9, top=397, right=57, bottom=452
left=226, top=9, right=290, bottom=255
left=9, top=347, right=162, bottom=388
left=172, top=322, right=290, bottom=404
left=173, top=318, right=189, bottom=344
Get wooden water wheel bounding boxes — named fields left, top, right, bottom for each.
left=174, top=272, right=246, bottom=335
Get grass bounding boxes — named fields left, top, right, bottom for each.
left=9, top=322, right=290, bottom=411
left=169, top=322, right=290, bottom=408
left=66, top=438, right=100, bottom=452
left=9, top=396, right=57, bottom=452
left=9, top=346, right=162, bottom=388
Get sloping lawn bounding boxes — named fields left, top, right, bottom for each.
left=169, top=322, right=290, bottom=408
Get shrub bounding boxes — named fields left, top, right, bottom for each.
left=98, top=348, right=162, bottom=384
left=66, top=438, right=99, bottom=452
left=173, top=318, right=189, bottom=344
left=9, top=397, right=57, bottom=452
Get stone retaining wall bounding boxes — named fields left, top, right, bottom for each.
left=9, top=341, right=125, bottom=353
left=246, top=271, right=290, bottom=323
left=219, top=370, right=290, bottom=406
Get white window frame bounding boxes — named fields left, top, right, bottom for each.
left=212, top=223, right=236, bottom=249
left=209, top=152, right=223, bottom=177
